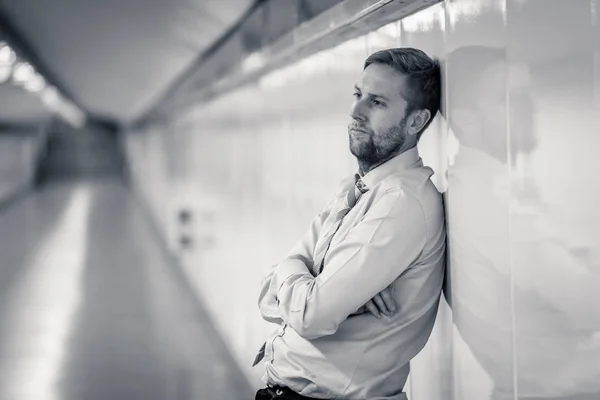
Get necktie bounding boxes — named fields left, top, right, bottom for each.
left=252, top=174, right=369, bottom=367
left=312, top=174, right=368, bottom=275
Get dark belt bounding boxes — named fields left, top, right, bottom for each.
left=255, top=386, right=320, bottom=400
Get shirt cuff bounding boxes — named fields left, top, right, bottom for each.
left=273, top=257, right=311, bottom=296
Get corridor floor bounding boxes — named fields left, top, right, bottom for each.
left=0, top=180, right=253, bottom=400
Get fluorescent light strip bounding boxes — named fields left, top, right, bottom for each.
left=0, top=39, right=85, bottom=126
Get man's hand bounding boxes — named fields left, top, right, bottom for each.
left=351, top=284, right=396, bottom=318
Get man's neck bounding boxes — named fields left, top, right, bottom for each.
left=358, top=144, right=416, bottom=176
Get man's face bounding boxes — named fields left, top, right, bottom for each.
left=348, top=63, right=412, bottom=164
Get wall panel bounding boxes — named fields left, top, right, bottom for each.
left=444, top=1, right=515, bottom=399
left=507, top=0, right=600, bottom=397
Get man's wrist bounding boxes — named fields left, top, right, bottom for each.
left=350, top=305, right=367, bottom=316
left=273, top=257, right=310, bottom=295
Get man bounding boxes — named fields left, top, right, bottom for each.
left=444, top=45, right=600, bottom=400
left=254, top=48, right=446, bottom=400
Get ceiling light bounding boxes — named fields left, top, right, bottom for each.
left=0, top=40, right=86, bottom=128
left=24, top=73, right=45, bottom=92
left=0, top=65, right=11, bottom=83
left=0, top=42, right=16, bottom=66
left=59, top=102, right=86, bottom=128
left=13, top=62, right=34, bottom=84
left=41, top=86, right=59, bottom=107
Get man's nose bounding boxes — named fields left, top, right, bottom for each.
left=350, top=101, right=367, bottom=122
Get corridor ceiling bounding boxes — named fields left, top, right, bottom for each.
left=0, top=0, right=256, bottom=124
left=0, top=0, right=595, bottom=128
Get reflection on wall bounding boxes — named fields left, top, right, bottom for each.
left=508, top=0, right=600, bottom=398
left=124, top=0, right=600, bottom=398
left=445, top=0, right=600, bottom=399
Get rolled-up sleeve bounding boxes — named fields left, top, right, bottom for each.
left=257, top=263, right=283, bottom=324
left=272, top=188, right=427, bottom=339
left=257, top=191, right=340, bottom=324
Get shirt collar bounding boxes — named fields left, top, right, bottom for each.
left=358, top=146, right=422, bottom=190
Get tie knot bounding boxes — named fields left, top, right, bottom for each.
left=354, top=173, right=368, bottom=194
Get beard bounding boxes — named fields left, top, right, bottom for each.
left=348, top=117, right=408, bottom=164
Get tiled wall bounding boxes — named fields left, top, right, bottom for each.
left=124, top=0, right=600, bottom=398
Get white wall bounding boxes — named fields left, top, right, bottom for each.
left=124, top=0, right=600, bottom=398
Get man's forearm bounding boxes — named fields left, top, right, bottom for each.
left=257, top=264, right=284, bottom=324
left=258, top=256, right=315, bottom=324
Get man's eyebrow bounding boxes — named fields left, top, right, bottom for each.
left=354, top=85, right=390, bottom=102
left=371, top=93, right=390, bottom=102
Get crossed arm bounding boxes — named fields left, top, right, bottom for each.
left=257, top=189, right=426, bottom=339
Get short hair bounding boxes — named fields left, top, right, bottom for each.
left=364, top=48, right=441, bottom=138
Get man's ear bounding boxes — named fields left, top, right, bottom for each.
left=407, top=109, right=432, bottom=137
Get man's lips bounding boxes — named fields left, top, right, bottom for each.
left=349, top=127, right=369, bottom=134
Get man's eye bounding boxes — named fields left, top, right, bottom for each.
left=353, top=92, right=361, bottom=99
left=372, top=99, right=385, bottom=107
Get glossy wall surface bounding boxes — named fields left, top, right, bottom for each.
left=124, top=0, right=600, bottom=398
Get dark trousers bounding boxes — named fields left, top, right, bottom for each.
left=255, top=386, right=320, bottom=400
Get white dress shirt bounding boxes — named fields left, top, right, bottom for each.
left=257, top=147, right=446, bottom=399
